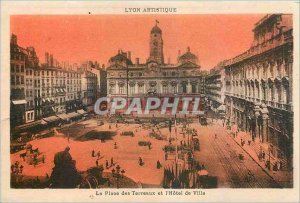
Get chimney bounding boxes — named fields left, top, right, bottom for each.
left=11, top=34, right=17, bottom=45
left=45, top=52, right=49, bottom=65
left=49, top=54, right=54, bottom=67
left=128, top=51, right=131, bottom=61
left=136, top=58, right=139, bottom=65
left=168, top=58, right=171, bottom=64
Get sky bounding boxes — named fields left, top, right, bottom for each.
left=11, top=14, right=265, bottom=70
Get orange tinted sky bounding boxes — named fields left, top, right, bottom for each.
left=11, top=14, right=265, bottom=70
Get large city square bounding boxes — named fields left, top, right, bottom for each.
left=9, top=14, right=293, bottom=189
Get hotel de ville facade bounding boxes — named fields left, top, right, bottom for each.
left=106, top=22, right=205, bottom=111
left=224, top=14, right=293, bottom=168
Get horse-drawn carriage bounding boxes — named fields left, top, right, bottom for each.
left=19, top=143, right=45, bottom=165
left=77, top=167, right=107, bottom=188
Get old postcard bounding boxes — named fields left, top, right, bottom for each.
left=0, top=0, right=299, bottom=202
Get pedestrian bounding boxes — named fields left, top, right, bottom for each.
left=157, top=160, right=162, bottom=169
left=92, top=150, right=95, bottom=157
left=111, top=157, right=114, bottom=166
left=33, top=155, right=37, bottom=167
left=116, top=165, right=121, bottom=173
left=273, top=162, right=278, bottom=171
left=96, top=159, right=99, bottom=167
left=262, top=150, right=265, bottom=160
left=19, top=165, right=23, bottom=174
left=279, top=160, right=282, bottom=170
left=259, top=150, right=262, bottom=161
left=97, top=151, right=101, bottom=159
left=114, top=142, right=117, bottom=149
left=148, top=143, right=152, bottom=150
left=106, top=160, right=109, bottom=169
left=41, top=154, right=45, bottom=163
left=248, top=140, right=251, bottom=146
left=138, top=157, right=144, bottom=166
left=11, top=165, right=15, bottom=174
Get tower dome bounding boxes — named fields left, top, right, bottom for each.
left=178, top=47, right=198, bottom=64
left=109, top=50, right=133, bottom=67
left=151, top=24, right=162, bottom=34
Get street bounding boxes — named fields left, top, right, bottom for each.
left=192, top=121, right=281, bottom=188
left=11, top=117, right=282, bottom=188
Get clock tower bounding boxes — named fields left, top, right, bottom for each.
left=148, top=21, right=164, bottom=64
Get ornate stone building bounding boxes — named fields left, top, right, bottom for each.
left=106, top=22, right=205, bottom=111
left=205, top=61, right=226, bottom=114
left=224, top=14, right=293, bottom=165
left=10, top=34, right=99, bottom=130
left=10, top=34, right=27, bottom=127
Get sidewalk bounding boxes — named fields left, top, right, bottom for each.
left=224, top=127, right=292, bottom=188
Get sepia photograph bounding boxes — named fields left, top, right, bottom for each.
left=0, top=1, right=299, bottom=202
left=9, top=14, right=294, bottom=189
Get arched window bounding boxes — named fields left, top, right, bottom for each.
left=182, top=84, right=187, bottom=93
left=192, top=84, right=196, bottom=93
left=162, top=85, right=168, bottom=94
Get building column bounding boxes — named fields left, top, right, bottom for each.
left=229, top=98, right=233, bottom=126
left=135, top=83, right=138, bottom=95
left=116, top=83, right=119, bottom=94
left=243, top=112, right=247, bottom=131
left=260, top=104, right=269, bottom=143
left=187, top=80, right=191, bottom=93
left=254, top=103, right=260, bottom=140
left=257, top=82, right=261, bottom=100
left=279, top=82, right=284, bottom=104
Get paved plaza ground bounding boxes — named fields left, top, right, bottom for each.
left=11, top=117, right=291, bottom=188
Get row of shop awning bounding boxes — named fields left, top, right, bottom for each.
left=55, top=88, right=66, bottom=93
left=43, top=115, right=60, bottom=123
left=12, top=100, right=27, bottom=105
left=41, top=109, right=87, bottom=124
left=16, top=120, right=42, bottom=130
left=211, top=104, right=226, bottom=112
left=42, top=98, right=55, bottom=103
left=77, top=109, right=86, bottom=115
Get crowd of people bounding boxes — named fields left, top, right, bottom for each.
left=11, top=161, right=24, bottom=176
